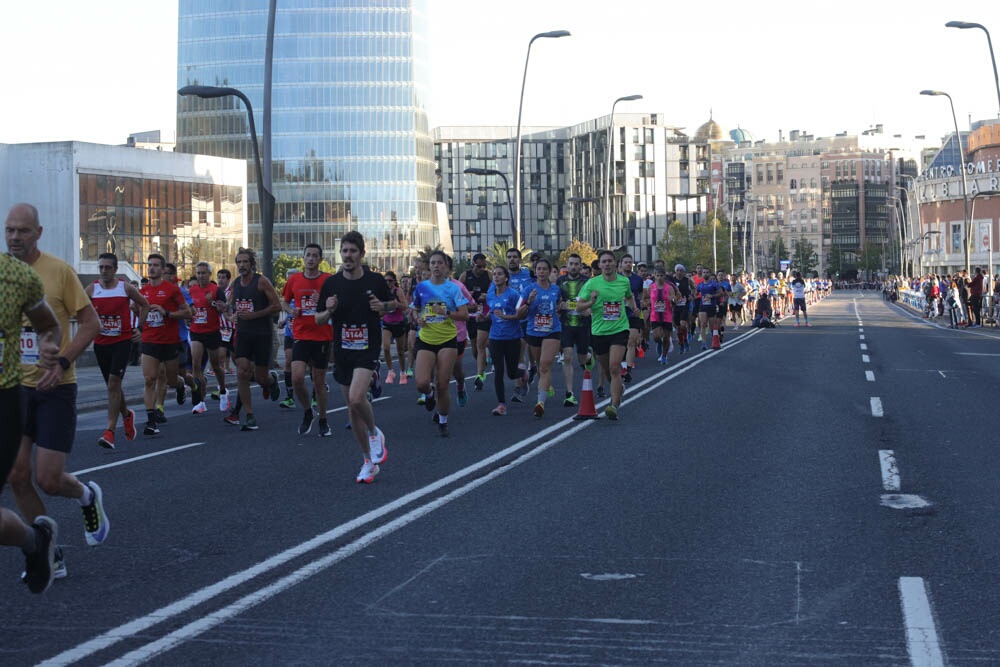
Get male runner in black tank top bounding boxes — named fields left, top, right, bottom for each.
left=460, top=253, right=492, bottom=389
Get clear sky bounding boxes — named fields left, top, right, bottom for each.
left=2, top=1, right=998, bottom=147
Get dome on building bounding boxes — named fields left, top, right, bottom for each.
left=730, top=127, right=753, bottom=143
left=695, top=111, right=726, bottom=141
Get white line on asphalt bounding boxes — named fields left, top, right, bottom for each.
left=70, top=443, right=207, bottom=476
left=870, top=397, right=884, bottom=417
left=862, top=354, right=870, bottom=363
left=860, top=343, right=868, bottom=351
left=955, top=352, right=1000, bottom=357
left=859, top=328, right=864, bottom=333
left=939, top=371, right=947, bottom=378
left=898, top=577, right=945, bottom=667
left=325, top=396, right=390, bottom=414
left=41, top=330, right=766, bottom=666
left=879, top=450, right=900, bottom=491
left=865, top=371, right=875, bottom=382
left=860, top=335, right=865, bottom=340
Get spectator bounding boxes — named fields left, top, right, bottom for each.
left=969, top=268, right=984, bottom=327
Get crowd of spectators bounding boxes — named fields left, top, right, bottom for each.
left=878, top=269, right=999, bottom=328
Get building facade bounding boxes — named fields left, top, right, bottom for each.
left=176, top=0, right=436, bottom=272
left=0, top=141, right=247, bottom=281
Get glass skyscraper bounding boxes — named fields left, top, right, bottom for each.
left=176, top=0, right=436, bottom=271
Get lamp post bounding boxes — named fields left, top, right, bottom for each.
left=464, top=167, right=516, bottom=243
left=179, top=85, right=276, bottom=281
left=889, top=196, right=906, bottom=275
left=604, top=94, right=643, bottom=249
left=512, top=29, right=571, bottom=251
left=921, top=89, right=971, bottom=274
left=946, top=20, right=1000, bottom=116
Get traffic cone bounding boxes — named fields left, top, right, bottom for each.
left=573, top=370, right=600, bottom=420
left=711, top=328, right=721, bottom=350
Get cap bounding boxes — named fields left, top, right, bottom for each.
left=674, top=264, right=686, bottom=272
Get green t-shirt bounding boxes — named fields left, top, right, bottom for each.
left=581, top=274, right=631, bottom=336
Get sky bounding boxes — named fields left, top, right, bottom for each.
left=2, top=0, right=999, bottom=148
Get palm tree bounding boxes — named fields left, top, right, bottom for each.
left=485, top=241, right=533, bottom=269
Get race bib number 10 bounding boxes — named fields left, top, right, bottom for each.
left=20, top=328, right=39, bottom=364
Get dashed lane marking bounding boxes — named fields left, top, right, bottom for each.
left=898, top=577, right=945, bottom=667
left=870, top=397, right=883, bottom=417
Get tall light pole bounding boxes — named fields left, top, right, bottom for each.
left=921, top=89, right=971, bottom=274
left=179, top=85, right=276, bottom=281
left=512, top=29, right=571, bottom=251
left=464, top=168, right=515, bottom=243
left=604, top=94, right=643, bottom=249
left=946, top=20, right=1000, bottom=116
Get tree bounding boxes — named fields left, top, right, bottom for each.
left=828, top=246, right=843, bottom=278
left=767, top=237, right=789, bottom=273
left=271, top=253, right=335, bottom=293
left=485, top=240, right=533, bottom=269
left=858, top=240, right=883, bottom=277
left=414, top=244, right=444, bottom=268
left=657, top=220, right=694, bottom=268
left=557, top=239, right=598, bottom=269
left=791, top=237, right=818, bottom=275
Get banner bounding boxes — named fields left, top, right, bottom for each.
left=978, top=221, right=992, bottom=252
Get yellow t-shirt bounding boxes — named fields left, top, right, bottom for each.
left=21, top=251, right=91, bottom=387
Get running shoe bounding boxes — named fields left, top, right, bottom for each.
left=474, top=373, right=485, bottom=391
left=369, top=427, right=387, bottom=464
left=533, top=402, right=545, bottom=417
left=82, top=482, right=110, bottom=546
left=805, top=322, right=811, bottom=327
left=457, top=385, right=467, bottom=407
left=176, top=382, right=186, bottom=405
left=356, top=459, right=379, bottom=484
left=555, top=353, right=564, bottom=365
left=701, top=342, right=708, bottom=351
left=298, top=411, right=315, bottom=435
left=399, top=374, right=409, bottom=385
left=192, top=377, right=204, bottom=406
left=268, top=371, right=281, bottom=401
left=210, top=390, right=221, bottom=401
left=241, top=415, right=259, bottom=431
left=52, top=547, right=67, bottom=580
left=510, top=393, right=523, bottom=403
left=417, top=393, right=426, bottom=405
left=23, top=516, right=56, bottom=594
left=123, top=409, right=136, bottom=441
left=438, top=422, right=450, bottom=438
left=424, top=388, right=436, bottom=413
left=597, top=385, right=607, bottom=399
left=98, top=430, right=115, bottom=450
left=604, top=404, right=619, bottom=421
left=279, top=396, right=296, bottom=409
left=143, top=421, right=160, bottom=436
left=527, top=365, right=538, bottom=385
left=311, top=398, right=318, bottom=414
left=369, top=361, right=383, bottom=399
left=624, top=369, right=632, bottom=383
left=385, top=370, right=397, bottom=385
left=492, top=404, right=507, bottom=416
left=192, top=401, right=207, bottom=414
left=317, top=420, right=332, bottom=437
left=563, top=392, right=578, bottom=407
left=154, top=408, right=167, bottom=424
left=219, top=392, right=230, bottom=413
left=223, top=413, right=241, bottom=426
left=658, top=354, right=668, bottom=365
left=583, top=346, right=596, bottom=371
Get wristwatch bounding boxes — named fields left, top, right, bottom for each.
left=57, top=356, right=71, bottom=371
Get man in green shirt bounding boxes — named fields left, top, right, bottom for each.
left=576, top=250, right=636, bottom=420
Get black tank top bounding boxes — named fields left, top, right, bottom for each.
left=462, top=269, right=492, bottom=307
left=232, top=273, right=271, bottom=335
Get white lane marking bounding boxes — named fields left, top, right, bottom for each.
left=862, top=354, right=871, bottom=363
left=938, top=371, right=946, bottom=379
left=865, top=371, right=875, bottom=382
left=325, top=396, right=390, bottom=415
left=42, top=329, right=764, bottom=666
left=870, top=397, right=884, bottom=417
left=860, top=335, right=866, bottom=340
left=898, top=577, right=945, bottom=667
left=955, top=352, right=1000, bottom=357
left=882, top=494, right=932, bottom=509
left=860, top=343, right=868, bottom=351
left=71, top=443, right=206, bottom=476
left=879, top=450, right=900, bottom=491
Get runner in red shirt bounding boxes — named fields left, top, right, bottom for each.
left=139, top=253, right=192, bottom=436
left=86, top=253, right=149, bottom=449
left=281, top=243, right=334, bottom=436
left=188, top=261, right=230, bottom=414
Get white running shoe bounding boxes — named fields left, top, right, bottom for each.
left=356, top=459, right=380, bottom=484
left=219, top=392, right=230, bottom=413
left=369, top=427, right=387, bottom=464
left=192, top=401, right=207, bottom=414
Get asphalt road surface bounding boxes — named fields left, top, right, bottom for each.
left=2, top=291, right=998, bottom=666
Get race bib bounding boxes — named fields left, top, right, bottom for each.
left=341, top=324, right=369, bottom=350
left=300, top=292, right=319, bottom=316
left=100, top=314, right=123, bottom=337
left=20, top=327, right=39, bottom=364
left=533, top=314, right=553, bottom=332
left=146, top=309, right=165, bottom=328
left=654, top=300, right=667, bottom=313
left=567, top=298, right=578, bottom=315
left=220, top=323, right=233, bottom=343
left=235, top=299, right=254, bottom=314
left=677, top=297, right=687, bottom=306
left=193, top=307, right=209, bottom=325
left=602, top=301, right=622, bottom=321
left=422, top=302, right=447, bottom=324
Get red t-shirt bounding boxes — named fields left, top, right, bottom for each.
left=140, top=280, right=185, bottom=344
left=189, top=282, right=222, bottom=334
left=283, top=271, right=333, bottom=341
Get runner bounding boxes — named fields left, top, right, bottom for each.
left=460, top=253, right=492, bottom=390
left=445, top=255, right=476, bottom=410
left=728, top=274, right=747, bottom=328
left=188, top=261, right=229, bottom=414
left=157, top=262, right=198, bottom=417
left=282, top=243, right=333, bottom=437
left=575, top=250, right=635, bottom=420
left=672, top=264, right=694, bottom=353
left=278, top=271, right=298, bottom=409
left=790, top=271, right=810, bottom=327
left=314, top=231, right=394, bottom=482
left=485, top=266, right=526, bottom=416
left=5, top=203, right=108, bottom=584
left=556, top=253, right=593, bottom=407
left=216, top=268, right=236, bottom=378
left=0, top=251, right=63, bottom=593
left=619, top=254, right=644, bottom=383
left=380, top=271, right=409, bottom=384
left=86, top=252, right=149, bottom=448
left=695, top=269, right=722, bottom=350
left=409, top=250, right=470, bottom=437
left=644, top=266, right=677, bottom=364
left=520, top=257, right=563, bottom=417
left=226, top=247, right=281, bottom=431
left=505, top=249, right=533, bottom=394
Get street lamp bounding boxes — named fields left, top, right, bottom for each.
left=921, top=89, right=971, bottom=274
left=604, top=94, right=643, bottom=249
left=464, top=168, right=516, bottom=243
left=946, top=21, right=1000, bottom=117
left=512, top=29, right=571, bottom=251
left=179, top=84, right=276, bottom=281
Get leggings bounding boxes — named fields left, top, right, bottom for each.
left=489, top=338, right=523, bottom=403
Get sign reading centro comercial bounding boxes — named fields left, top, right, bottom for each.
left=918, top=173, right=1000, bottom=202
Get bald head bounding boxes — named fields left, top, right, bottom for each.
left=5, top=202, right=43, bottom=262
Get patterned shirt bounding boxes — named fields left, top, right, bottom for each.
left=1, top=254, right=47, bottom=390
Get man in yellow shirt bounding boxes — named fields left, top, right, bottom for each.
left=4, top=203, right=107, bottom=583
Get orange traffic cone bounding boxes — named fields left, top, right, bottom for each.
left=573, top=370, right=600, bottom=420
left=711, top=328, right=721, bottom=350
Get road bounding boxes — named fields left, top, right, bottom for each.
left=1, top=291, right=999, bottom=665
